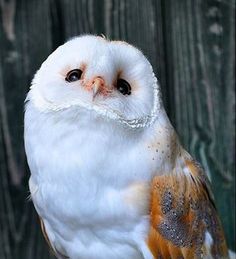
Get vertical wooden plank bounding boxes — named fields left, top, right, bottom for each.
left=162, top=0, right=235, bottom=249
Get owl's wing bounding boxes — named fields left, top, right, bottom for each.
left=147, top=157, right=229, bottom=259
left=40, top=218, right=69, bottom=259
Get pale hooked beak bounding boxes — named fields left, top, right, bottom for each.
left=91, top=77, right=106, bottom=99
left=92, top=79, right=101, bottom=99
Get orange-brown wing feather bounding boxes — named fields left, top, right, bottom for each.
left=147, top=159, right=228, bottom=259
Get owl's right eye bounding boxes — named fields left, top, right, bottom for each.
left=65, top=69, right=83, bottom=82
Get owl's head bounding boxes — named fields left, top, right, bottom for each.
left=28, top=35, right=161, bottom=129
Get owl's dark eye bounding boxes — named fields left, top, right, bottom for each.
left=116, top=79, right=131, bottom=95
left=66, top=69, right=83, bottom=82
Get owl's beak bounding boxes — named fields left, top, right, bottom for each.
left=92, top=79, right=101, bottom=99
left=91, top=77, right=107, bottom=99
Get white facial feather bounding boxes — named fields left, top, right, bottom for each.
left=27, top=35, right=161, bottom=129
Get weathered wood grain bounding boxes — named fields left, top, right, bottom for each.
left=161, top=0, right=235, bottom=250
left=0, top=0, right=235, bottom=258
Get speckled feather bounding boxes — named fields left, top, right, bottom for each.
left=147, top=158, right=228, bottom=259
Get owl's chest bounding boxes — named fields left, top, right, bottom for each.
left=28, top=122, right=153, bottom=212
left=26, top=119, right=156, bottom=258
left=29, top=123, right=155, bottom=185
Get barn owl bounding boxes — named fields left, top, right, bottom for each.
left=24, top=35, right=229, bottom=259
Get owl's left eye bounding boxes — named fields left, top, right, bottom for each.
left=65, top=69, right=83, bottom=82
left=116, top=79, right=131, bottom=95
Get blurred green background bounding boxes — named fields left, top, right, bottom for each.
left=0, top=0, right=235, bottom=258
